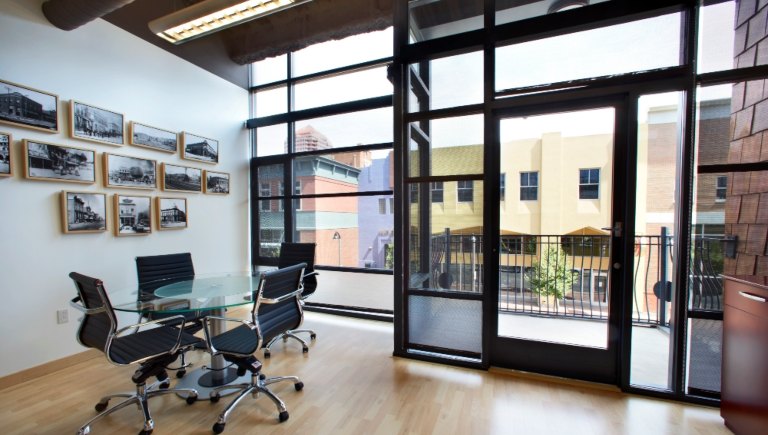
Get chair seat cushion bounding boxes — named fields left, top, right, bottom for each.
left=211, top=324, right=259, bottom=356
left=110, top=326, right=201, bottom=365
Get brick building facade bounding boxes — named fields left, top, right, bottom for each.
left=725, top=0, right=768, bottom=276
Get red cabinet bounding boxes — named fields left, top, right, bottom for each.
left=721, top=276, right=768, bottom=435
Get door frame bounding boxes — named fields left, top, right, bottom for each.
left=486, top=94, right=631, bottom=384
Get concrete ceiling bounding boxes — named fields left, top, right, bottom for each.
left=99, top=0, right=393, bottom=89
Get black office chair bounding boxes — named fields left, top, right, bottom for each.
left=202, top=263, right=306, bottom=434
left=265, top=242, right=318, bottom=356
left=136, top=253, right=202, bottom=377
left=69, top=272, right=201, bottom=435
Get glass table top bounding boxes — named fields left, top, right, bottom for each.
left=110, top=269, right=274, bottom=314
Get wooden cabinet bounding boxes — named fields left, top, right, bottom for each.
left=721, top=276, right=768, bottom=435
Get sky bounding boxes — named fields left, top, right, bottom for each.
left=253, top=2, right=736, bottom=152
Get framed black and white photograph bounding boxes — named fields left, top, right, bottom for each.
left=162, top=163, right=202, bottom=193
left=0, top=132, right=11, bottom=177
left=24, top=140, right=96, bottom=183
left=204, top=170, right=230, bottom=194
left=156, top=197, right=187, bottom=230
left=114, top=194, right=152, bottom=236
left=130, top=122, right=178, bottom=153
left=103, top=153, right=156, bottom=189
left=61, top=191, right=107, bottom=234
left=181, top=131, right=218, bottom=164
left=0, top=79, right=59, bottom=133
left=70, top=100, right=124, bottom=146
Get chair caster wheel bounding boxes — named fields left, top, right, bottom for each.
left=139, top=429, right=153, bottom=435
left=159, top=381, right=171, bottom=389
left=294, top=381, right=304, bottom=391
left=94, top=401, right=108, bottom=412
left=302, top=346, right=308, bottom=353
left=210, top=394, right=220, bottom=403
left=310, top=333, right=317, bottom=340
left=186, top=394, right=197, bottom=405
left=259, top=374, right=266, bottom=380
left=279, top=411, right=289, bottom=422
left=264, top=351, right=271, bottom=359
left=212, top=422, right=225, bottom=434
left=176, top=370, right=186, bottom=379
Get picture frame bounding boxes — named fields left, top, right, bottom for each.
left=103, top=153, right=157, bottom=189
left=162, top=163, right=202, bottom=193
left=204, top=170, right=230, bottom=194
left=130, top=121, right=178, bottom=153
left=156, top=197, right=188, bottom=230
left=0, top=79, right=59, bottom=133
left=70, top=100, right=124, bottom=146
left=24, top=139, right=96, bottom=184
left=61, top=191, right=107, bottom=234
left=114, top=194, right=152, bottom=236
left=0, top=132, right=11, bottom=177
left=181, top=131, right=218, bottom=164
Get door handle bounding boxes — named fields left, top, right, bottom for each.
left=602, top=222, right=622, bottom=237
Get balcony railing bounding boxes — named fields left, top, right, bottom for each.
left=412, top=229, right=725, bottom=326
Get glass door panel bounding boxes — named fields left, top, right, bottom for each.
left=498, top=107, right=615, bottom=349
left=629, top=92, right=683, bottom=390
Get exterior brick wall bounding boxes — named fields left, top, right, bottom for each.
left=726, top=0, right=768, bottom=275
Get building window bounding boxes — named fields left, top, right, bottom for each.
left=278, top=181, right=285, bottom=211
left=294, top=180, right=302, bottom=210
left=501, top=236, right=537, bottom=255
left=260, top=182, right=271, bottom=211
left=457, top=180, right=474, bottom=202
left=579, top=168, right=600, bottom=199
left=520, top=171, right=538, bottom=201
left=379, top=198, right=387, bottom=214
left=410, top=184, right=419, bottom=203
left=389, top=197, right=394, bottom=214
left=716, top=175, right=727, bottom=202
left=431, top=181, right=444, bottom=203
left=500, top=173, right=506, bottom=201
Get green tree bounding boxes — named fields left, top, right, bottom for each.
left=529, top=246, right=574, bottom=311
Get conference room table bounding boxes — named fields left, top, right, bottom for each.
left=110, top=268, right=274, bottom=398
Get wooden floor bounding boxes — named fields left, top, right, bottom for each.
left=0, top=311, right=732, bottom=435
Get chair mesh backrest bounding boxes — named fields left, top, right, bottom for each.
left=136, top=253, right=195, bottom=298
left=256, top=263, right=306, bottom=343
left=278, top=243, right=317, bottom=294
left=69, top=272, right=116, bottom=353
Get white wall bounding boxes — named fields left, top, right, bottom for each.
left=0, top=0, right=250, bottom=377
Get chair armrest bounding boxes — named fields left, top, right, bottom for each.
left=114, top=315, right=187, bottom=337
left=261, top=287, right=304, bottom=305
left=105, top=315, right=190, bottom=366
left=70, top=296, right=106, bottom=315
left=303, top=271, right=319, bottom=278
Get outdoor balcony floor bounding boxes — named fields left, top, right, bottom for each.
left=499, top=313, right=673, bottom=388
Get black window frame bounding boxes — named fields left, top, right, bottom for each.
left=249, top=33, right=395, bottom=275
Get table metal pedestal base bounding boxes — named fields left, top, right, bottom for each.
left=174, top=367, right=252, bottom=400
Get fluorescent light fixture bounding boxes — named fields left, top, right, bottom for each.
left=149, top=0, right=312, bottom=44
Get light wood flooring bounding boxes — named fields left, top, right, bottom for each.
left=0, top=311, right=732, bottom=435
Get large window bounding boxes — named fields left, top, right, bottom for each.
left=251, top=28, right=394, bottom=277
left=400, top=0, right=748, bottom=402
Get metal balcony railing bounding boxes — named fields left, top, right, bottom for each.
left=411, top=228, right=725, bottom=326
